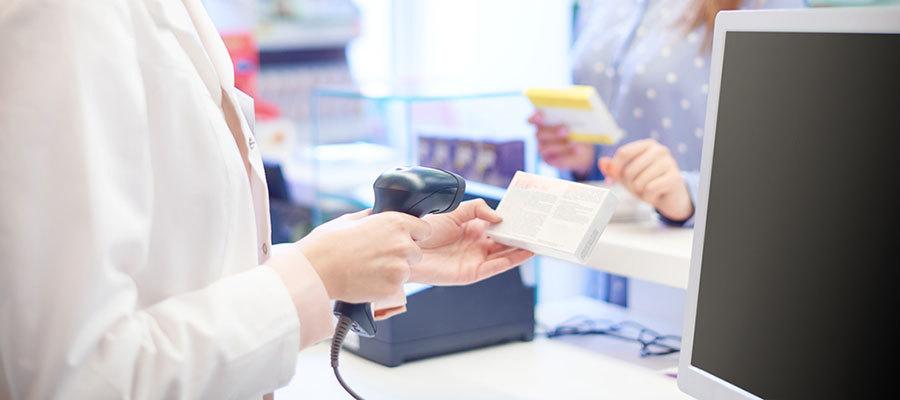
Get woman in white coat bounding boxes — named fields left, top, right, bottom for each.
left=0, top=1, right=532, bottom=398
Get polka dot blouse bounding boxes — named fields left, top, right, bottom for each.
left=571, top=0, right=805, bottom=172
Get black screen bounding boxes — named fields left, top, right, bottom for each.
left=692, top=32, right=900, bottom=399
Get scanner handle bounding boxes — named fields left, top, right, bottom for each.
left=332, top=166, right=465, bottom=338
left=333, top=302, right=376, bottom=337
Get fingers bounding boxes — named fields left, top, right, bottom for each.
left=630, top=158, right=670, bottom=198
left=527, top=110, right=544, bottom=126
left=621, top=144, right=663, bottom=183
left=377, top=212, right=428, bottom=270
left=642, top=175, right=669, bottom=205
left=536, top=125, right=570, bottom=163
left=475, top=249, right=535, bottom=283
left=535, top=124, right=568, bottom=141
left=610, top=140, right=683, bottom=202
left=486, top=241, right=510, bottom=254
left=608, top=139, right=655, bottom=181
left=536, top=123, right=598, bottom=172
left=485, top=246, right=520, bottom=261
left=642, top=169, right=682, bottom=204
left=472, top=200, right=502, bottom=223
left=485, top=246, right=533, bottom=263
left=450, top=199, right=502, bottom=224
left=612, top=139, right=654, bottom=167
left=599, top=157, right=616, bottom=181
left=503, top=249, right=535, bottom=266
left=540, top=141, right=575, bottom=164
left=384, top=212, right=432, bottom=241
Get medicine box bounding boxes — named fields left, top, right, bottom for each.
left=487, top=171, right=618, bottom=263
left=525, top=86, right=624, bottom=145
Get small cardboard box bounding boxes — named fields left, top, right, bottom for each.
left=525, top=86, right=624, bottom=145
left=487, top=171, right=618, bottom=263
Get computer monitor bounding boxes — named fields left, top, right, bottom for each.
left=679, top=7, right=899, bottom=400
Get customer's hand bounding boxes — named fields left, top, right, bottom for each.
left=529, top=111, right=596, bottom=176
left=296, top=210, right=431, bottom=304
left=412, top=199, right=534, bottom=285
left=599, top=139, right=694, bottom=221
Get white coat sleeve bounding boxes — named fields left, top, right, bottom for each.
left=0, top=2, right=330, bottom=399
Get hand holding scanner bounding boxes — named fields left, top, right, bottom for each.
left=330, top=166, right=465, bottom=399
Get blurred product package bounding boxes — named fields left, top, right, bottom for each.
left=221, top=32, right=281, bottom=120
left=418, top=134, right=525, bottom=188
left=525, top=86, right=624, bottom=145
left=488, top=172, right=618, bottom=264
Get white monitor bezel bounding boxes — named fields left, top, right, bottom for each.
left=679, top=6, right=900, bottom=400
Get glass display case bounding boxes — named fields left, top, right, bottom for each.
left=300, top=85, right=536, bottom=224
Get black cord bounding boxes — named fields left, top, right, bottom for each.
left=543, top=317, right=682, bottom=357
left=330, top=313, right=675, bottom=400
left=331, top=316, right=365, bottom=400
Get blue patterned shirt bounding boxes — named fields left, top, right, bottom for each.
left=569, top=0, right=805, bottom=225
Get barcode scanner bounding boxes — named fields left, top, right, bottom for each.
left=331, top=166, right=466, bottom=399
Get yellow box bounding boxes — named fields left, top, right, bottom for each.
left=525, top=86, right=624, bottom=145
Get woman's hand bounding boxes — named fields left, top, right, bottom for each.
left=413, top=199, right=534, bottom=285
left=529, top=111, right=596, bottom=176
left=599, top=139, right=694, bottom=221
left=295, top=210, right=431, bottom=304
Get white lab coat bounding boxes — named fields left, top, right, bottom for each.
left=0, top=1, right=334, bottom=398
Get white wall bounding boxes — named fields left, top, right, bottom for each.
left=203, top=0, right=257, bottom=33
left=348, top=0, right=573, bottom=90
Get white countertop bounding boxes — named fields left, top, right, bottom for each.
left=272, top=191, right=696, bottom=398
left=585, top=221, right=694, bottom=289
left=276, top=297, right=691, bottom=400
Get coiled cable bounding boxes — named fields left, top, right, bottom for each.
left=331, top=316, right=365, bottom=400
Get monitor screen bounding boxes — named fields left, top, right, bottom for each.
left=692, top=32, right=899, bottom=399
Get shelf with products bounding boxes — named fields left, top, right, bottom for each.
left=300, top=85, right=536, bottom=224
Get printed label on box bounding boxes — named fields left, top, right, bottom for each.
left=487, top=171, right=618, bottom=264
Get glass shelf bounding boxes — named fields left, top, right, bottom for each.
left=313, top=84, right=522, bottom=102
left=305, top=85, right=536, bottom=224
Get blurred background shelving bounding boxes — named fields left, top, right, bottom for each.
left=203, top=0, right=684, bottom=347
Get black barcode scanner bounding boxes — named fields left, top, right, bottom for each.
left=331, top=166, right=465, bottom=399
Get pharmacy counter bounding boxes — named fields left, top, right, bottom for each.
left=585, top=221, right=694, bottom=289
left=276, top=297, right=689, bottom=399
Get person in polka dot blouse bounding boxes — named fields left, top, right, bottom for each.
left=531, top=0, right=803, bottom=226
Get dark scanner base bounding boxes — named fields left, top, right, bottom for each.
left=343, top=267, right=535, bottom=367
